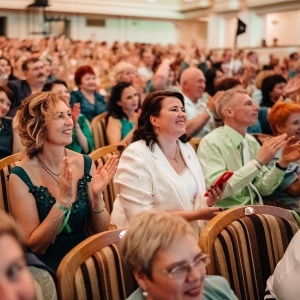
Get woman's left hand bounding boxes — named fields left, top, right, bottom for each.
left=205, top=183, right=225, bottom=207
left=91, top=155, right=118, bottom=197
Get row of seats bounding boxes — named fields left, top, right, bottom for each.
left=55, top=205, right=300, bottom=300
left=1, top=135, right=295, bottom=300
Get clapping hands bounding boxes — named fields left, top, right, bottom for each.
left=92, top=155, right=118, bottom=197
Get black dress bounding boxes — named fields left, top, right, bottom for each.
left=0, top=117, right=13, bottom=159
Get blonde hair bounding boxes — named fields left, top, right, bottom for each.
left=18, top=92, right=68, bottom=158
left=119, top=211, right=195, bottom=279
left=113, top=61, right=136, bottom=82
left=216, top=88, right=247, bottom=119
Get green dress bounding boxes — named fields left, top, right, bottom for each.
left=67, top=114, right=94, bottom=154
left=10, top=155, right=92, bottom=272
left=120, top=118, right=134, bottom=139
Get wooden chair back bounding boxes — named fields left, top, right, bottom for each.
left=91, top=112, right=108, bottom=149
left=199, top=205, right=300, bottom=300
left=188, top=137, right=201, bottom=152
left=0, top=152, right=22, bottom=214
left=56, top=229, right=137, bottom=300
left=89, top=144, right=126, bottom=214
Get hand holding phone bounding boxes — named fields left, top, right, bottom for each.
left=204, top=171, right=233, bottom=197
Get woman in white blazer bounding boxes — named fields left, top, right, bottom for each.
left=111, top=90, right=222, bottom=234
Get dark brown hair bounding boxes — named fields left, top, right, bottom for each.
left=132, top=90, right=188, bottom=150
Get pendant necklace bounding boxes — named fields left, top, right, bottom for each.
left=159, top=143, right=181, bottom=164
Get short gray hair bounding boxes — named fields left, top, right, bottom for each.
left=119, top=211, right=195, bottom=279
left=215, top=88, right=248, bottom=119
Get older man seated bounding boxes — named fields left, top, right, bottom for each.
left=198, top=88, right=300, bottom=209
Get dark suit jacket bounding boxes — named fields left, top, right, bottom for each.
left=7, top=80, right=31, bottom=117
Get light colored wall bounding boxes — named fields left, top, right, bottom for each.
left=0, top=11, right=184, bottom=44
left=71, top=17, right=179, bottom=44
left=265, top=10, right=300, bottom=47
left=176, top=20, right=207, bottom=47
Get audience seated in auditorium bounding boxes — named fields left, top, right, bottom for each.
left=8, top=57, right=47, bottom=117
left=106, top=81, right=140, bottom=145
left=120, top=210, right=238, bottom=300
left=265, top=101, right=300, bottom=213
left=180, top=67, right=214, bottom=138
left=71, top=65, right=107, bottom=122
left=0, top=56, right=18, bottom=84
left=110, top=90, right=222, bottom=234
left=249, top=74, right=300, bottom=134
left=9, top=92, right=117, bottom=271
left=198, top=88, right=300, bottom=209
left=137, top=47, right=154, bottom=85
left=0, top=85, right=16, bottom=159
left=43, top=79, right=94, bottom=154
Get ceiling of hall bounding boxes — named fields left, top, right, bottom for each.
left=2, top=0, right=300, bottom=20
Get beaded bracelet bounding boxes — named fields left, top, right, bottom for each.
left=54, top=201, right=69, bottom=212
left=92, top=199, right=105, bottom=213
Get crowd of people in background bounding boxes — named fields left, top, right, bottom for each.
left=1, top=35, right=300, bottom=159
left=2, top=34, right=300, bottom=299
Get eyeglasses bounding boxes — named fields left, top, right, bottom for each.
left=151, top=253, right=210, bottom=279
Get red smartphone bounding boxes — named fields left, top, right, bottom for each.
left=204, top=171, right=233, bottom=196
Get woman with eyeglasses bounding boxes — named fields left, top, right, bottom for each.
left=120, top=210, right=238, bottom=300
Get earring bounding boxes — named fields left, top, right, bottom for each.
left=142, top=290, right=148, bottom=297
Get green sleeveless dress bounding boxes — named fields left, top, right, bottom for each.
left=10, top=155, right=92, bottom=272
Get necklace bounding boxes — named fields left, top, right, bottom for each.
left=36, top=149, right=67, bottom=186
left=37, top=155, right=60, bottom=186
left=159, top=143, right=181, bottom=164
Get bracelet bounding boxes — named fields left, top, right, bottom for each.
left=54, top=201, right=69, bottom=212
left=92, top=199, right=105, bottom=213
left=252, top=159, right=262, bottom=171
left=254, top=158, right=264, bottom=167
left=275, top=161, right=288, bottom=171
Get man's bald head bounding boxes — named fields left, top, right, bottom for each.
left=180, top=67, right=206, bottom=103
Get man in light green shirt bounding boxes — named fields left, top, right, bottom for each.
left=198, top=89, right=300, bottom=208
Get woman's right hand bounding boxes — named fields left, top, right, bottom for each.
left=58, top=157, right=76, bottom=207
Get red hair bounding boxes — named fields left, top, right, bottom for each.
left=268, top=101, right=300, bottom=135
left=74, top=65, right=95, bottom=86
